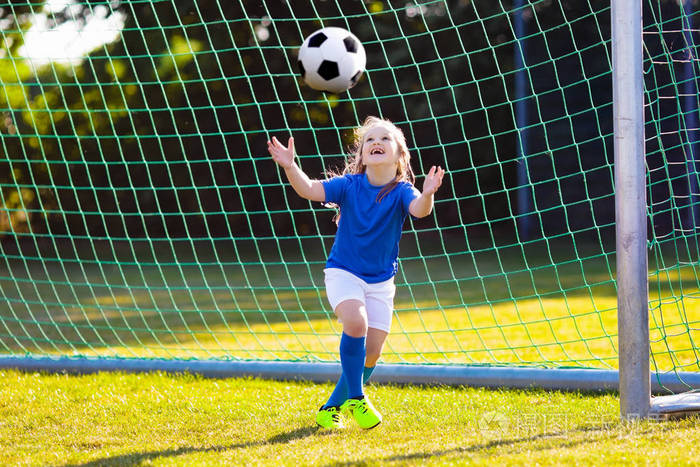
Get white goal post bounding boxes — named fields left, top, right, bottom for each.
left=612, top=0, right=650, bottom=420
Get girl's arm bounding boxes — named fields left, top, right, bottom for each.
left=267, top=136, right=325, bottom=202
left=409, top=165, right=445, bottom=218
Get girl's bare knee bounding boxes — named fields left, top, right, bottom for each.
left=335, top=300, right=368, bottom=337
left=343, top=319, right=368, bottom=337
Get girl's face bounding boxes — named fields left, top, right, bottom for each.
left=360, top=125, right=401, bottom=169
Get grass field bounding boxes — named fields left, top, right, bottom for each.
left=2, top=369, right=699, bottom=466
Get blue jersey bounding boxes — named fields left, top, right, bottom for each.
left=321, top=173, right=420, bottom=283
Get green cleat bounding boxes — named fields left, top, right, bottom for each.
left=340, top=396, right=382, bottom=429
left=316, top=405, right=345, bottom=429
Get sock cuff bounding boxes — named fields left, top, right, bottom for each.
left=340, top=333, right=366, bottom=355
left=341, top=332, right=365, bottom=343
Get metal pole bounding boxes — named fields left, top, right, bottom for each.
left=1, top=356, right=698, bottom=394
left=514, top=0, right=532, bottom=240
left=683, top=0, right=699, bottom=230
left=612, top=0, right=650, bottom=419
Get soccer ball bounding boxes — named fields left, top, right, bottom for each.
left=297, top=27, right=366, bottom=93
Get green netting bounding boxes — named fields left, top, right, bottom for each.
left=644, top=0, right=700, bottom=382
left=0, top=1, right=697, bottom=381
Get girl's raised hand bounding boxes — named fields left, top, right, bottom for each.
left=267, top=136, right=295, bottom=169
left=422, top=165, right=445, bottom=195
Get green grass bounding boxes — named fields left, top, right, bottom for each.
left=1, top=369, right=699, bottom=466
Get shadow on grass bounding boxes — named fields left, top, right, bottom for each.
left=63, top=425, right=324, bottom=467
left=325, top=424, right=647, bottom=466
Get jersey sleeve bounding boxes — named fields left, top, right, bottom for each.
left=400, top=182, right=421, bottom=215
left=321, top=174, right=350, bottom=205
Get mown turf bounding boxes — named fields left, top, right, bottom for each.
left=1, top=370, right=698, bottom=466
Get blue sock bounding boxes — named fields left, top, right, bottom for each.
left=339, top=333, right=366, bottom=400
left=324, top=373, right=348, bottom=408
left=363, top=365, right=375, bottom=384
left=324, top=365, right=376, bottom=408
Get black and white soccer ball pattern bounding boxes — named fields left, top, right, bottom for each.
left=297, top=27, right=366, bottom=93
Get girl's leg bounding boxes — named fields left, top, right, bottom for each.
left=335, top=299, right=367, bottom=337
left=331, top=298, right=385, bottom=429
left=334, top=299, right=367, bottom=399
left=365, top=327, right=389, bottom=368
left=363, top=283, right=392, bottom=380
left=323, top=326, right=387, bottom=408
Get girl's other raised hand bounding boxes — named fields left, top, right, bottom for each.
left=267, top=136, right=295, bottom=169
left=422, top=165, right=445, bottom=195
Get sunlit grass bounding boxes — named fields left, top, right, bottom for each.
left=1, top=370, right=699, bottom=466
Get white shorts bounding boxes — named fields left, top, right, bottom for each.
left=324, top=268, right=396, bottom=333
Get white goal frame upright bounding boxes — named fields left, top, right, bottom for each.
left=612, top=0, right=650, bottom=420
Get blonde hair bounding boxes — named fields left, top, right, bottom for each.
left=337, top=116, right=415, bottom=202
left=326, top=116, right=415, bottom=223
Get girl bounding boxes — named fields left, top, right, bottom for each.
left=267, top=116, right=444, bottom=429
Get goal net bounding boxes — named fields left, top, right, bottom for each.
left=0, top=0, right=697, bottom=391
